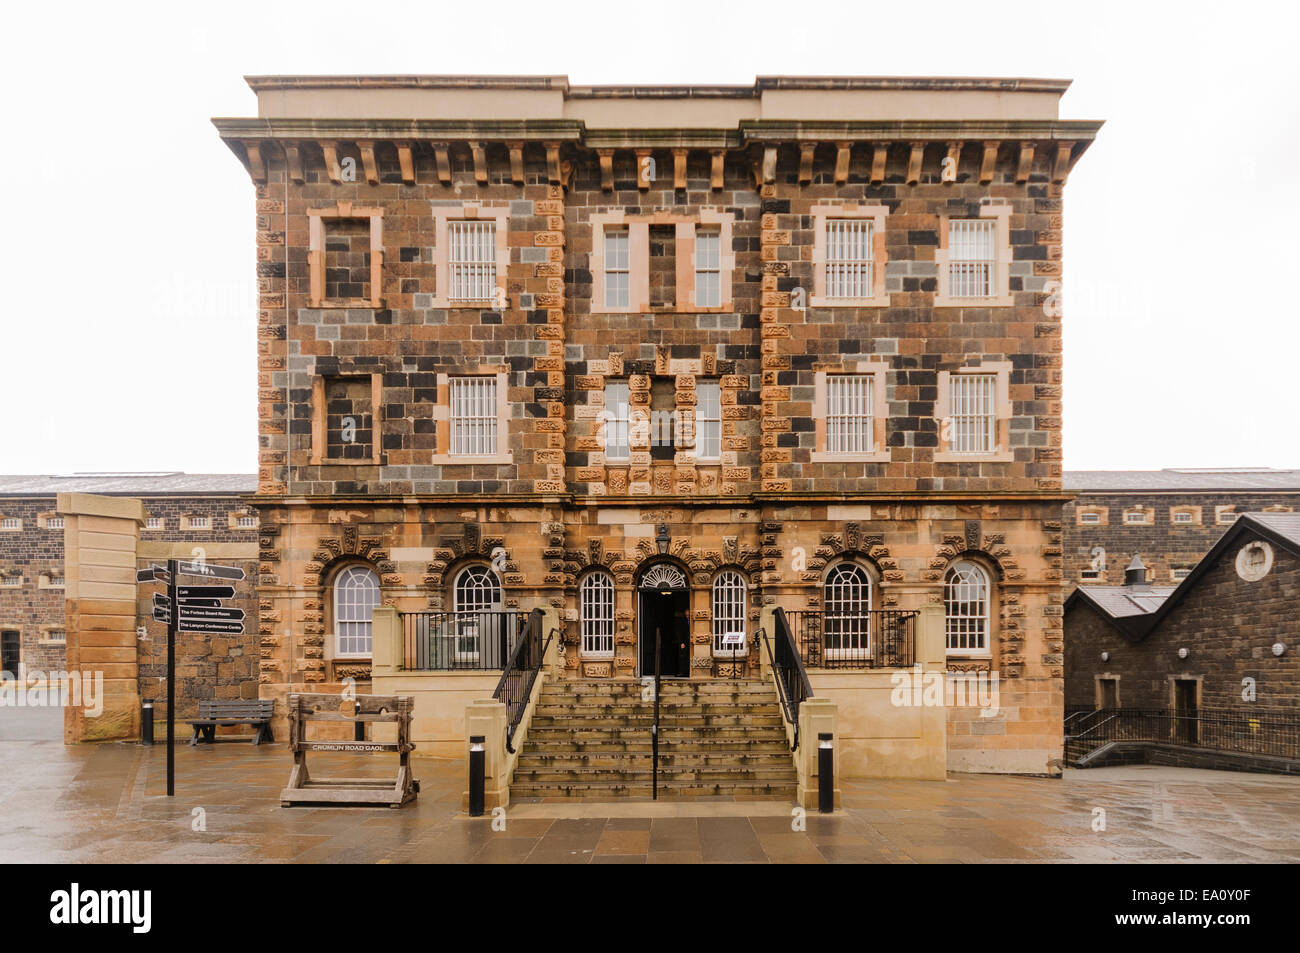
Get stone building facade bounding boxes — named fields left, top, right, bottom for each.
left=1063, top=469, right=1300, bottom=589
left=0, top=474, right=259, bottom=721
left=1065, top=513, right=1300, bottom=713
left=215, top=74, right=1102, bottom=774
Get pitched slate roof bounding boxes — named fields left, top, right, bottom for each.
left=1066, top=512, right=1300, bottom=640
left=0, top=473, right=257, bottom=496
left=1064, top=469, right=1300, bottom=492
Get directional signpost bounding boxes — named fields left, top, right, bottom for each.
left=137, top=558, right=247, bottom=797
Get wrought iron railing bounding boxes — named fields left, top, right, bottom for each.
left=1065, top=707, right=1300, bottom=764
left=492, top=609, right=551, bottom=753
left=782, top=609, right=916, bottom=669
left=400, top=610, right=529, bottom=671
left=761, top=608, right=814, bottom=751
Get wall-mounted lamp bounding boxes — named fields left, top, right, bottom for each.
left=1177, top=647, right=1189, bottom=660
left=1273, top=642, right=1287, bottom=657
left=656, top=521, right=670, bottom=556
left=1100, top=651, right=1110, bottom=663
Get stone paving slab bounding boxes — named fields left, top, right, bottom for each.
left=2, top=740, right=1300, bottom=863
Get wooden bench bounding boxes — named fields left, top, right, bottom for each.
left=188, top=699, right=275, bottom=746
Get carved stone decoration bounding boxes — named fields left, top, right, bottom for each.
left=964, top=520, right=981, bottom=552
left=640, top=563, right=688, bottom=590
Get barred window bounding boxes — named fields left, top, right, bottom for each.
left=46, top=572, right=64, bottom=588
left=825, top=219, right=873, bottom=299
left=236, top=515, right=258, bottom=528
left=1, top=575, right=22, bottom=587
left=604, top=227, right=630, bottom=309
left=1079, top=512, right=1101, bottom=524
left=580, top=572, right=615, bottom=658
left=827, top=374, right=873, bottom=454
left=824, top=563, right=871, bottom=660
left=948, top=219, right=995, bottom=298
left=0, top=518, right=21, bottom=530
left=604, top=381, right=630, bottom=461
left=448, top=220, right=497, bottom=302
left=696, top=380, right=721, bottom=459
left=948, top=374, right=996, bottom=454
left=1172, top=511, right=1194, bottom=524
left=334, top=565, right=380, bottom=657
left=450, top=376, right=498, bottom=456
left=145, top=517, right=164, bottom=530
left=945, top=560, right=989, bottom=654
left=47, top=628, right=66, bottom=643
left=695, top=229, right=721, bottom=308
left=711, top=570, right=747, bottom=654
left=187, top=516, right=210, bottom=530
left=46, top=517, right=64, bottom=530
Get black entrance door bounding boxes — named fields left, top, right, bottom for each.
left=639, top=588, right=689, bottom=677
left=1, top=630, right=19, bottom=679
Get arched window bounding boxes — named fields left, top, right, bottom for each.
left=452, top=565, right=502, bottom=663
left=580, top=572, right=615, bottom=658
left=334, top=565, right=380, bottom=657
left=711, top=571, right=747, bottom=655
left=823, top=563, right=872, bottom=661
left=945, top=560, right=990, bottom=655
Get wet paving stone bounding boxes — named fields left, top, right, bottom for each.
left=3, top=741, right=1300, bottom=863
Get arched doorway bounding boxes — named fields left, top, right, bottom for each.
left=637, top=562, right=690, bottom=677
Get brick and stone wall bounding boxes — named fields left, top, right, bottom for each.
left=1063, top=493, right=1300, bottom=588
left=1065, top=529, right=1300, bottom=711
left=0, top=493, right=257, bottom=681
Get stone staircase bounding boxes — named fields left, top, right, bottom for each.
left=510, top=678, right=798, bottom=800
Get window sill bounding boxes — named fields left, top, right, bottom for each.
left=431, top=453, right=513, bottom=466
left=39, top=639, right=67, bottom=647
left=315, top=459, right=383, bottom=467
left=934, top=450, right=1014, bottom=464
left=933, top=295, right=1014, bottom=309
left=712, top=647, right=749, bottom=659
left=809, top=296, right=890, bottom=309
left=311, top=298, right=383, bottom=310
left=947, top=652, right=992, bottom=660
left=810, top=451, right=891, bottom=464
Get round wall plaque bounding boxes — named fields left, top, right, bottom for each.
left=1235, top=540, right=1274, bottom=582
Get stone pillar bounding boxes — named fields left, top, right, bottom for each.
left=464, top=698, right=509, bottom=809
left=796, top=696, right=839, bottom=810
left=916, top=602, right=946, bottom=667
left=370, top=606, right=401, bottom=676
left=57, top=493, right=145, bottom=743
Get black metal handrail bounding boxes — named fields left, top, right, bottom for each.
left=783, top=609, right=916, bottom=669
left=492, top=609, right=550, bottom=754
left=400, top=610, right=528, bottom=670
left=1065, top=707, right=1300, bottom=764
left=763, top=607, right=815, bottom=751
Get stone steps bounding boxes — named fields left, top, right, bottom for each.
left=511, top=678, right=797, bottom=801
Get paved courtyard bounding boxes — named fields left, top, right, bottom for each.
left=3, top=734, right=1300, bottom=863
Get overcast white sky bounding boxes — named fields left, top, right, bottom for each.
left=4, top=0, right=1297, bottom=475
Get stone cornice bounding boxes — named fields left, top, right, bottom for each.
left=738, top=119, right=1104, bottom=142
left=212, top=117, right=585, bottom=142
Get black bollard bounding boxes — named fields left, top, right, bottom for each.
left=354, top=702, right=365, bottom=742
left=818, top=732, right=834, bottom=814
left=140, top=700, right=154, bottom=746
left=468, top=735, right=485, bottom=817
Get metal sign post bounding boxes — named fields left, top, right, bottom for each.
left=166, top=558, right=177, bottom=797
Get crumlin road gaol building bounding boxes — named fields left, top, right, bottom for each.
left=214, top=74, right=1101, bottom=779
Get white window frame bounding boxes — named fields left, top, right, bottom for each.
left=45, top=516, right=64, bottom=530
left=947, top=219, right=996, bottom=298
left=447, top=220, right=498, bottom=303
left=580, top=572, right=615, bottom=658
left=694, top=229, right=722, bottom=308
left=603, top=381, right=630, bottom=462
left=824, top=219, right=873, bottom=300
left=145, top=517, right=164, bottom=530
left=826, top=374, right=873, bottom=455
left=711, top=570, right=747, bottom=656
left=334, top=565, right=380, bottom=658
left=432, top=206, right=509, bottom=309
left=947, top=373, right=998, bottom=455
left=1, top=574, right=23, bottom=588
left=696, top=380, right=721, bottom=460
left=604, top=227, right=630, bottom=310
left=945, top=560, right=990, bottom=656
left=186, top=515, right=210, bottom=530
left=823, top=563, right=872, bottom=661
left=236, top=515, right=258, bottom=528
left=1079, top=512, right=1101, bottom=524
left=1124, top=509, right=1150, bottom=525
left=449, top=376, right=499, bottom=457
left=452, top=565, right=503, bottom=663
left=0, top=518, right=22, bottom=531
